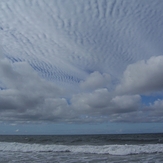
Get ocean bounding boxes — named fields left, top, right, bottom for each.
left=0, top=133, right=163, bottom=163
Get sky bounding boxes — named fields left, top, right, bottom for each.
left=0, top=0, right=163, bottom=135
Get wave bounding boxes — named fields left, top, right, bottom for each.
left=0, top=142, right=163, bottom=155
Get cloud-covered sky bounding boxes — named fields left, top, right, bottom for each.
left=0, top=0, right=163, bottom=134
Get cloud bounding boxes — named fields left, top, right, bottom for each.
left=109, top=98, right=163, bottom=123
left=80, top=71, right=110, bottom=91
left=1, top=0, right=163, bottom=85
left=0, top=52, right=162, bottom=123
left=0, top=57, right=62, bottom=97
left=0, top=0, right=163, bottom=124
left=110, top=95, right=141, bottom=113
left=71, top=88, right=111, bottom=113
left=71, top=88, right=141, bottom=118
left=0, top=54, right=67, bottom=121
left=116, top=56, right=163, bottom=95
left=147, top=99, right=163, bottom=120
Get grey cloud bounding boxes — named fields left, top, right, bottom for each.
left=0, top=56, right=62, bottom=95
left=109, top=98, right=163, bottom=123
left=0, top=54, right=67, bottom=121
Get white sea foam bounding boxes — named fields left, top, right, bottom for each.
left=0, top=142, right=163, bottom=156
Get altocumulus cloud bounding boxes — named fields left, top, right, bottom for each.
left=0, top=0, right=163, bottom=123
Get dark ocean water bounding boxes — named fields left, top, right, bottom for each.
left=0, top=133, right=163, bottom=163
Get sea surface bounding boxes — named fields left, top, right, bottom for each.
left=0, top=133, right=163, bottom=163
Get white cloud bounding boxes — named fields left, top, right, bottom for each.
left=71, top=88, right=111, bottom=113
left=148, top=99, right=163, bottom=117
left=116, top=56, right=163, bottom=95
left=80, top=71, right=110, bottom=91
left=71, top=89, right=141, bottom=118
left=0, top=53, right=162, bottom=123
left=0, top=0, right=163, bottom=124
left=1, top=0, right=163, bottom=85
left=110, top=95, right=141, bottom=113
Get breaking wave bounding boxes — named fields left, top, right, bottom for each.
left=0, top=142, right=163, bottom=156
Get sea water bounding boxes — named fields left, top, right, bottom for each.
left=0, top=134, right=163, bottom=163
